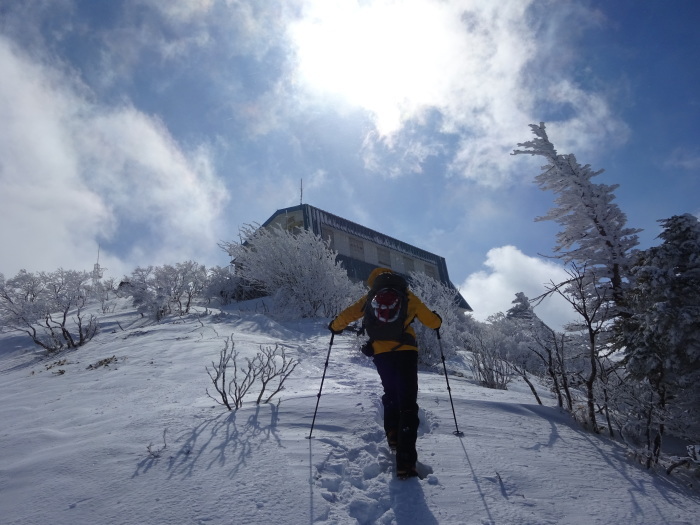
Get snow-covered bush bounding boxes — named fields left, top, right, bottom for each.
left=464, top=317, right=514, bottom=390
left=221, top=225, right=363, bottom=318
left=169, top=261, right=208, bottom=315
left=118, top=266, right=159, bottom=318
left=0, top=269, right=97, bottom=352
left=408, top=271, right=466, bottom=367
left=204, top=265, right=244, bottom=306
left=119, top=261, right=208, bottom=320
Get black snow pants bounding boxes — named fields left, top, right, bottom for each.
left=373, top=350, right=419, bottom=470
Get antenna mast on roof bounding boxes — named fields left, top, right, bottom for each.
left=300, top=178, right=303, bottom=205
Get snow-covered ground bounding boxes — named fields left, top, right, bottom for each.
left=1, top=300, right=698, bottom=525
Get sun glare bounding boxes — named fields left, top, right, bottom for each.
left=290, top=0, right=459, bottom=134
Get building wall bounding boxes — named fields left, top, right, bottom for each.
left=320, top=224, right=439, bottom=279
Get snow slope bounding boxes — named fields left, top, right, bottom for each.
left=0, top=301, right=698, bottom=525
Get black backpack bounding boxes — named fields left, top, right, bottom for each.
left=363, top=272, right=410, bottom=343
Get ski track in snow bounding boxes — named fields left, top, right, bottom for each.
left=0, top=301, right=698, bottom=525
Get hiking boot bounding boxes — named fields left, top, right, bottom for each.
left=386, top=430, right=398, bottom=451
left=396, top=465, right=419, bottom=480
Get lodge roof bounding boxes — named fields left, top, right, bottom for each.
left=263, top=204, right=471, bottom=311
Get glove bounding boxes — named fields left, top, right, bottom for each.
left=328, top=320, right=343, bottom=335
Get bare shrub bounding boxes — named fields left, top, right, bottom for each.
left=206, top=336, right=299, bottom=410
left=408, top=271, right=466, bottom=367
left=252, top=344, right=298, bottom=404
left=206, top=335, right=257, bottom=410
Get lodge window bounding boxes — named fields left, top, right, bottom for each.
left=403, top=256, right=414, bottom=273
left=424, top=264, right=438, bottom=280
left=349, top=237, right=365, bottom=260
left=284, top=215, right=303, bottom=233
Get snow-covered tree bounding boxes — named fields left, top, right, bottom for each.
left=465, top=314, right=515, bottom=390
left=513, top=122, right=641, bottom=309
left=152, top=261, right=208, bottom=316
left=0, top=269, right=97, bottom=352
left=606, top=375, right=665, bottom=466
left=118, top=266, right=165, bottom=319
left=408, top=271, right=465, bottom=366
left=615, top=214, right=700, bottom=452
left=506, top=292, right=535, bottom=323
left=119, top=262, right=209, bottom=320
left=541, top=263, right=615, bottom=432
left=505, top=293, right=573, bottom=410
left=513, top=123, right=643, bottom=433
left=221, top=225, right=363, bottom=318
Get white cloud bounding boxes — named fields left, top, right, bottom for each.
left=72, top=0, right=627, bottom=191
left=664, top=147, right=700, bottom=171
left=461, top=245, right=574, bottom=330
left=0, top=36, right=229, bottom=276
left=288, top=0, right=626, bottom=186
left=290, top=0, right=471, bottom=135
left=540, top=80, right=630, bottom=154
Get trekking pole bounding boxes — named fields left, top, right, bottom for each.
left=436, top=329, right=464, bottom=437
left=307, top=333, right=334, bottom=439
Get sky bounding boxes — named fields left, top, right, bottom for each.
left=1, top=300, right=698, bottom=523
left=1, top=0, right=699, bottom=328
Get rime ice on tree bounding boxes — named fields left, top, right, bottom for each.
left=513, top=122, right=641, bottom=308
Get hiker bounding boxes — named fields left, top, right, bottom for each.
left=328, top=267, right=442, bottom=479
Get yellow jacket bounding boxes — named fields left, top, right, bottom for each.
left=329, top=268, right=442, bottom=355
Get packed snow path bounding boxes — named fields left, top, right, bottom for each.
left=1, top=305, right=698, bottom=524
